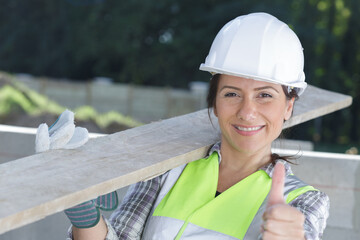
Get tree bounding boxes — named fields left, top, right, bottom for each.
left=0, top=0, right=359, bottom=149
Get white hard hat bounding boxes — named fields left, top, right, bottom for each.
left=199, top=12, right=307, bottom=95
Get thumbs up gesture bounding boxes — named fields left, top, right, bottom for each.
left=261, top=162, right=306, bottom=239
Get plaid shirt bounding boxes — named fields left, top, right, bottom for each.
left=67, top=142, right=329, bottom=240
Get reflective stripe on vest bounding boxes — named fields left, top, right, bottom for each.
left=142, top=152, right=317, bottom=240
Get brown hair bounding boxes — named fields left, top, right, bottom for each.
left=206, top=74, right=300, bottom=165
left=206, top=74, right=220, bottom=119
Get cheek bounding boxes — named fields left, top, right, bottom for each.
left=215, top=98, right=236, bottom=115
left=214, top=103, right=226, bottom=119
left=214, top=97, right=228, bottom=117
left=263, top=104, right=287, bottom=128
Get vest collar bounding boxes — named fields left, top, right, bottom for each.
left=208, top=142, right=294, bottom=178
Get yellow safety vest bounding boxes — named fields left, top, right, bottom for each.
left=142, top=152, right=316, bottom=240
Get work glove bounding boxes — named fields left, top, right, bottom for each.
left=64, top=192, right=118, bottom=228
left=35, top=109, right=118, bottom=228
left=35, top=109, right=89, bottom=152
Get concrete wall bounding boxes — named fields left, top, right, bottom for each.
left=289, top=151, right=360, bottom=239
left=16, top=77, right=208, bottom=123
left=0, top=128, right=359, bottom=239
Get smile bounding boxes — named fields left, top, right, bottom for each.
left=234, top=125, right=263, bottom=132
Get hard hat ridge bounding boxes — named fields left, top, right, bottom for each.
left=200, top=12, right=307, bottom=96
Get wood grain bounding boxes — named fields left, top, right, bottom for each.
left=0, top=85, right=352, bottom=234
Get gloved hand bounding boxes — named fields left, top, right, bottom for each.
left=35, top=110, right=118, bottom=228
left=64, top=192, right=118, bottom=228
left=35, top=109, right=89, bottom=152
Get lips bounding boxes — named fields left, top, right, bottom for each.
left=233, top=124, right=264, bottom=136
left=234, top=125, right=263, bottom=131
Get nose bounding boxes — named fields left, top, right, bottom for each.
left=236, top=98, right=256, bottom=121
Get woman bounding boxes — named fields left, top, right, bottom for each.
left=65, top=12, right=329, bottom=240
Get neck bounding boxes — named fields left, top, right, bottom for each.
left=219, top=141, right=272, bottom=179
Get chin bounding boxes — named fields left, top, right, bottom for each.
left=232, top=143, right=265, bottom=155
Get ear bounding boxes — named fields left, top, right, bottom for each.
left=213, top=105, right=218, bottom=117
left=284, top=97, right=295, bottom=121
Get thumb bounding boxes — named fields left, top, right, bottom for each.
left=267, top=162, right=286, bottom=208
left=35, top=123, right=50, bottom=153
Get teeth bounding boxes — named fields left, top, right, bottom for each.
left=235, top=126, right=262, bottom=131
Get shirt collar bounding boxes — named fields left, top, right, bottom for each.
left=208, top=141, right=293, bottom=178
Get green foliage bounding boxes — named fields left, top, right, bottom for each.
left=0, top=77, right=141, bottom=130
left=0, top=0, right=359, bottom=148
left=0, top=85, right=36, bottom=115
left=74, top=106, right=142, bottom=129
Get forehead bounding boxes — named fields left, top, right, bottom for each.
left=218, top=74, right=282, bottom=90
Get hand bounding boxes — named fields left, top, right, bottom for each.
left=65, top=192, right=118, bottom=228
left=35, top=109, right=89, bottom=153
left=261, top=162, right=305, bottom=239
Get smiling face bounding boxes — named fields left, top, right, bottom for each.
left=214, top=74, right=294, bottom=157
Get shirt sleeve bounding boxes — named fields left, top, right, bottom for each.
left=65, top=176, right=161, bottom=240
left=108, top=176, right=161, bottom=240
left=289, top=190, right=330, bottom=240
left=66, top=217, right=119, bottom=240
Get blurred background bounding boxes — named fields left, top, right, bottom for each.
left=0, top=1, right=360, bottom=239
left=0, top=0, right=358, bottom=153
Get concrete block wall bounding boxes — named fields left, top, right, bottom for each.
left=16, top=78, right=206, bottom=123
left=289, top=151, right=360, bottom=239
left=0, top=131, right=35, bottom=164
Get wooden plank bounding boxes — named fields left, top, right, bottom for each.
left=0, top=85, right=352, bottom=234
left=283, top=85, right=352, bottom=128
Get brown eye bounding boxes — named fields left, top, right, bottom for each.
left=224, top=92, right=238, bottom=97
left=259, top=93, right=272, bottom=98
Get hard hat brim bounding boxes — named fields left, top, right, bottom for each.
left=199, top=64, right=307, bottom=96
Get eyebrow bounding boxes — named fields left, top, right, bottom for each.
left=254, top=86, right=279, bottom=93
left=220, top=85, right=280, bottom=93
left=220, top=85, right=241, bottom=91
